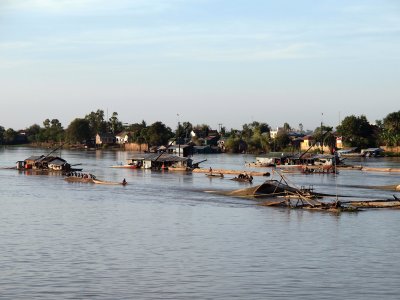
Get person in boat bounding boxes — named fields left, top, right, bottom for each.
left=209, top=167, right=213, bottom=175
left=122, top=178, right=127, bottom=185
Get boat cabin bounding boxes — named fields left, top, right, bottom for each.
left=126, top=153, right=193, bottom=170
left=17, top=155, right=73, bottom=171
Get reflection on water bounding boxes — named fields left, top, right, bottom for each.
left=1, top=147, right=400, bottom=299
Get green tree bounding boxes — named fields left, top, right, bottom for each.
left=146, top=121, right=173, bottom=146
left=274, top=131, right=291, bottom=151
left=85, top=109, right=107, bottom=135
left=175, top=121, right=193, bottom=144
left=247, top=132, right=270, bottom=153
left=40, top=118, right=64, bottom=142
left=336, top=115, right=376, bottom=148
left=225, top=132, right=246, bottom=153
left=241, top=123, right=253, bottom=141
left=49, top=119, right=64, bottom=142
left=108, top=112, right=123, bottom=134
left=313, top=125, right=336, bottom=152
left=127, top=121, right=147, bottom=143
left=66, top=118, right=92, bottom=144
left=381, top=111, right=400, bottom=146
left=299, top=123, right=304, bottom=133
left=283, top=122, right=291, bottom=132
left=138, top=127, right=149, bottom=147
left=4, top=128, right=17, bottom=144
left=219, top=126, right=226, bottom=136
left=26, top=124, right=41, bottom=143
left=192, top=124, right=210, bottom=138
left=240, top=121, right=271, bottom=153
left=0, top=126, right=5, bottom=144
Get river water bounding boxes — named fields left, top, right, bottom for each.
left=1, top=147, right=400, bottom=299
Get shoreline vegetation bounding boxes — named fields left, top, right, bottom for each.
left=1, top=109, right=400, bottom=155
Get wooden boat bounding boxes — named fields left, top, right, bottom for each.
left=15, top=143, right=82, bottom=173
left=231, top=173, right=253, bottom=183
left=344, top=196, right=400, bottom=208
left=301, top=165, right=337, bottom=174
left=205, top=173, right=224, bottom=178
left=245, top=162, right=271, bottom=167
left=260, top=199, right=358, bottom=212
left=64, top=173, right=127, bottom=185
left=166, top=166, right=193, bottom=172
left=65, top=176, right=95, bottom=183
left=93, top=179, right=127, bottom=186
left=110, top=164, right=140, bottom=169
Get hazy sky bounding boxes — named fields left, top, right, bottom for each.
left=1, top=0, right=399, bottom=132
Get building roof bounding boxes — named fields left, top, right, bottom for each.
left=42, top=156, right=67, bottom=163
left=48, top=158, right=66, bottom=166
left=97, top=133, right=115, bottom=138
left=115, top=131, right=130, bottom=137
left=25, top=155, right=45, bottom=161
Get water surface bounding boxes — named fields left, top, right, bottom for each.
left=1, top=147, right=400, bottom=299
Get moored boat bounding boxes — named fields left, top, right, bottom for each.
left=64, top=172, right=127, bottom=185
left=231, top=173, right=253, bottom=183
left=205, top=173, right=224, bottom=178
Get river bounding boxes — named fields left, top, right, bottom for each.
left=1, top=147, right=400, bottom=299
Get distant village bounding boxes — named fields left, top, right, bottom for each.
left=1, top=109, right=400, bottom=156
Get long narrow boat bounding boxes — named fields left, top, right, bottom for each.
left=64, top=173, right=127, bottom=185
left=110, top=164, right=140, bottom=169
left=64, top=176, right=94, bottom=183
left=93, top=179, right=127, bottom=186
left=344, top=196, right=400, bottom=208
left=205, top=173, right=224, bottom=178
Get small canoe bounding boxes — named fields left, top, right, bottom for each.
left=110, top=164, right=140, bottom=169
left=205, top=173, right=224, bottom=178
left=93, top=179, right=127, bottom=186
left=64, top=177, right=94, bottom=183
left=64, top=173, right=127, bottom=186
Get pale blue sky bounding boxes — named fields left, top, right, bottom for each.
left=1, top=0, right=399, bottom=132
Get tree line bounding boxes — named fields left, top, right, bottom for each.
left=1, top=109, right=400, bottom=153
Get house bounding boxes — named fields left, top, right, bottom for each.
left=204, top=135, right=219, bottom=146
left=300, top=136, right=331, bottom=153
left=115, top=132, right=130, bottom=144
left=270, top=127, right=285, bottom=139
left=126, top=153, right=193, bottom=170
left=166, top=144, right=193, bottom=157
left=96, top=133, right=116, bottom=146
left=336, top=136, right=343, bottom=149
left=190, top=129, right=205, bottom=138
left=17, top=155, right=72, bottom=171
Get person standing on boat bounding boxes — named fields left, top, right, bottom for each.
left=209, top=167, right=212, bottom=175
